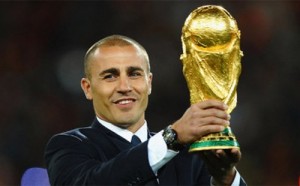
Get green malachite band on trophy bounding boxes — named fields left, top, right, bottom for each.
left=188, top=126, right=240, bottom=152
left=189, top=140, right=240, bottom=152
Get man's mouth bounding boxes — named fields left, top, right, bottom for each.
left=114, top=98, right=136, bottom=105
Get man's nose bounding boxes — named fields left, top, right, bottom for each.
left=117, top=76, right=132, bottom=93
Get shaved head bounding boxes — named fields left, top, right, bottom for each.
left=84, top=35, right=150, bottom=79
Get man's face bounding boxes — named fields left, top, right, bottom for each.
left=81, top=45, right=152, bottom=131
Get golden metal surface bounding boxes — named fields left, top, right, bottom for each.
left=180, top=5, right=243, bottom=113
left=180, top=5, right=243, bottom=151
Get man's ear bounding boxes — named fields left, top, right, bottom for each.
left=148, top=87, right=152, bottom=95
left=81, top=78, right=92, bottom=100
left=148, top=73, right=153, bottom=95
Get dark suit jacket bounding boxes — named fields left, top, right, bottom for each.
left=45, top=119, right=246, bottom=185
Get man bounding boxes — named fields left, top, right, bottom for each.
left=45, top=35, right=246, bottom=185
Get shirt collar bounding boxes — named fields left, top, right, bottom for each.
left=96, top=117, right=148, bottom=143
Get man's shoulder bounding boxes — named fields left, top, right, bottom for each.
left=44, top=125, right=104, bottom=171
left=47, top=126, right=97, bottom=146
left=57, top=126, right=92, bottom=140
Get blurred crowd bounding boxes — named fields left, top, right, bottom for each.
left=0, top=1, right=299, bottom=185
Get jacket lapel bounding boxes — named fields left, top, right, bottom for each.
left=91, top=119, right=131, bottom=156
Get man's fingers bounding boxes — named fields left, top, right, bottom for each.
left=202, top=149, right=241, bottom=167
left=200, top=151, right=218, bottom=168
left=202, top=150, right=226, bottom=172
left=215, top=149, right=241, bottom=164
left=195, top=99, right=228, bottom=111
left=215, top=149, right=226, bottom=158
left=196, top=125, right=226, bottom=137
left=229, top=148, right=242, bottom=163
left=195, top=109, right=231, bottom=120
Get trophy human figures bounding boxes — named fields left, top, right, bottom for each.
left=180, top=5, right=243, bottom=151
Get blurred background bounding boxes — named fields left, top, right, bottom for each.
left=0, top=1, right=299, bottom=185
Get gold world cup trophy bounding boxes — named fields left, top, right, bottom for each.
left=180, top=5, right=243, bottom=151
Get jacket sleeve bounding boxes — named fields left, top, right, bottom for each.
left=44, top=134, right=156, bottom=185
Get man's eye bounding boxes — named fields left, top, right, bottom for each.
left=132, top=72, right=141, bottom=76
left=103, top=74, right=116, bottom=80
left=130, top=72, right=142, bottom=77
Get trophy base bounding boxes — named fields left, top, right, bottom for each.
left=189, top=127, right=240, bottom=152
